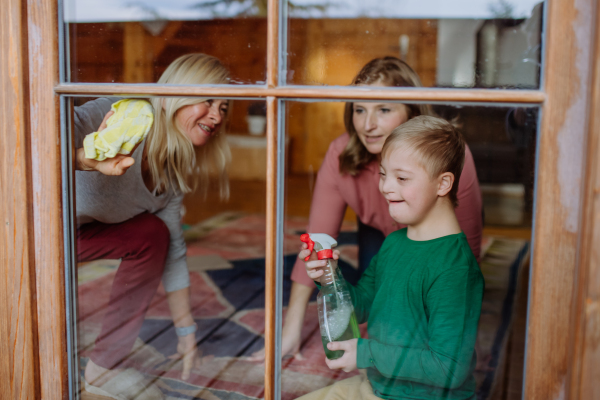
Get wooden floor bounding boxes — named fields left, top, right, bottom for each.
left=81, top=174, right=531, bottom=399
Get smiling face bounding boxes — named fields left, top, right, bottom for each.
left=379, top=146, right=442, bottom=226
left=352, top=99, right=410, bottom=155
left=174, top=99, right=229, bottom=146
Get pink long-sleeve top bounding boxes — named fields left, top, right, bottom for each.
left=290, top=133, right=483, bottom=288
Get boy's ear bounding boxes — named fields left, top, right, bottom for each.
left=437, top=172, right=455, bottom=197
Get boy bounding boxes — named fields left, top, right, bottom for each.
left=300, top=115, right=484, bottom=400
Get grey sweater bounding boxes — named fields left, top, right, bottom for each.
left=75, top=97, right=189, bottom=292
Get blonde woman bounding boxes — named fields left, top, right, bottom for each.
left=75, top=54, right=230, bottom=399
left=250, top=57, right=483, bottom=362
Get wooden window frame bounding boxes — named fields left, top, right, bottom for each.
left=2, top=0, right=600, bottom=398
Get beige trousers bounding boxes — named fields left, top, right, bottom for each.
left=296, top=371, right=381, bottom=400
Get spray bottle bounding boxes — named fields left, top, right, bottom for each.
left=300, top=233, right=361, bottom=360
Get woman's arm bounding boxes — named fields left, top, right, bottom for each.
left=254, top=138, right=350, bottom=361
left=166, top=286, right=199, bottom=380
left=74, top=98, right=136, bottom=175
left=154, top=193, right=201, bottom=379
left=74, top=97, right=118, bottom=147
left=154, top=192, right=190, bottom=293
left=455, top=145, right=483, bottom=260
left=290, top=141, right=350, bottom=287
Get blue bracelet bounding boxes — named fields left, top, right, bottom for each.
left=175, top=323, right=197, bottom=337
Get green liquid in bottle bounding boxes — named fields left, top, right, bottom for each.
left=322, top=312, right=361, bottom=360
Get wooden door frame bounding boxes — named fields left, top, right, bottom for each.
left=566, top=0, right=600, bottom=398
left=524, top=0, right=599, bottom=398
left=1, top=0, right=599, bottom=399
left=1, top=0, right=42, bottom=398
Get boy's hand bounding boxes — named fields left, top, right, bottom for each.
left=324, top=339, right=358, bottom=372
left=300, top=242, right=340, bottom=282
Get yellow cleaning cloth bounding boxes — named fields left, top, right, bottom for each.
left=83, top=99, right=154, bottom=161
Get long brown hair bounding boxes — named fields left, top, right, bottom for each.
left=339, top=57, right=434, bottom=175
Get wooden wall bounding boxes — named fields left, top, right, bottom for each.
left=286, top=19, right=437, bottom=174
left=69, top=18, right=438, bottom=174
left=287, top=19, right=437, bottom=87
left=70, top=20, right=268, bottom=136
left=69, top=20, right=267, bottom=85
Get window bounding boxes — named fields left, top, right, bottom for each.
left=281, top=101, right=539, bottom=398
left=3, top=0, right=598, bottom=398
left=55, top=1, right=552, bottom=398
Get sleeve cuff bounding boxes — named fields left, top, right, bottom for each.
left=162, top=260, right=190, bottom=293
left=356, top=338, right=375, bottom=369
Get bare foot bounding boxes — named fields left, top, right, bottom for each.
left=84, top=359, right=123, bottom=387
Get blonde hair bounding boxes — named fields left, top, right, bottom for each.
left=339, top=57, right=434, bottom=175
left=145, top=53, right=231, bottom=198
left=381, top=115, right=465, bottom=207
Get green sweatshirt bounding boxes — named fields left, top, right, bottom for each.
left=349, top=228, right=484, bottom=400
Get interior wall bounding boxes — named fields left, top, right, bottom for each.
left=70, top=19, right=268, bottom=134
left=70, top=18, right=438, bottom=175
left=286, top=18, right=438, bottom=174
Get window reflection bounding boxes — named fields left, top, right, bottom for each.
left=65, top=0, right=268, bottom=84
left=71, top=91, right=270, bottom=397
left=280, top=95, right=536, bottom=398
left=286, top=0, right=544, bottom=89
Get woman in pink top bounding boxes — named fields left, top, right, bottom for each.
left=250, top=57, right=482, bottom=361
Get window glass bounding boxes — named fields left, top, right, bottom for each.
left=68, top=95, right=270, bottom=398
left=279, top=99, right=537, bottom=398
left=286, top=0, right=544, bottom=89
left=64, top=0, right=268, bottom=84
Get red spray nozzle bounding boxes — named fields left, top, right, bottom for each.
left=300, top=233, right=315, bottom=261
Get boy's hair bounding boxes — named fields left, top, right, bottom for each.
left=382, top=115, right=466, bottom=207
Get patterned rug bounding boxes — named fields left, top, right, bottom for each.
left=78, top=212, right=529, bottom=400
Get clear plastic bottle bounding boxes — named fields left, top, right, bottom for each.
left=301, top=233, right=361, bottom=360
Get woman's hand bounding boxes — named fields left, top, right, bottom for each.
left=169, top=332, right=206, bottom=380
left=324, top=339, right=358, bottom=372
left=77, top=148, right=135, bottom=175
left=247, top=282, right=312, bottom=362
left=166, top=287, right=211, bottom=380
left=76, top=110, right=138, bottom=175
left=301, top=242, right=340, bottom=282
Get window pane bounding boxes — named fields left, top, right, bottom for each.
left=67, top=95, right=270, bottom=398
left=64, top=0, right=267, bottom=84
left=280, top=99, right=537, bottom=398
left=286, top=0, right=544, bottom=89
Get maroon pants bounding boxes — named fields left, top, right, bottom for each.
left=77, top=213, right=170, bottom=369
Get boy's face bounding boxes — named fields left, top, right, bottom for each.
left=379, top=146, right=441, bottom=225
